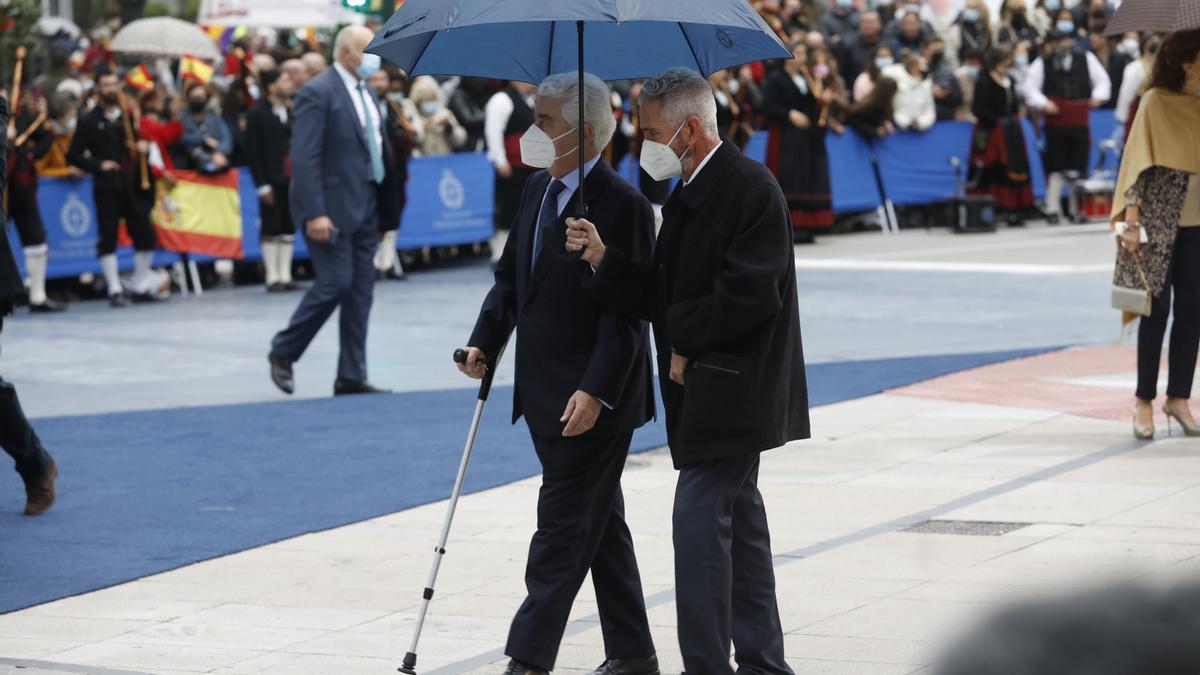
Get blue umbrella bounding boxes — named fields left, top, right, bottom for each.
left=366, top=0, right=790, bottom=225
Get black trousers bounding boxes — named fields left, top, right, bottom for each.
left=1137, top=227, right=1200, bottom=401
left=506, top=430, right=655, bottom=670
left=674, top=452, right=792, bottom=675
left=94, top=183, right=156, bottom=256
left=1043, top=124, right=1090, bottom=175
left=260, top=182, right=295, bottom=238
left=0, top=377, right=52, bottom=482
left=9, top=188, right=46, bottom=247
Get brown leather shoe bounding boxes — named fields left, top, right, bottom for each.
left=23, top=459, right=57, bottom=516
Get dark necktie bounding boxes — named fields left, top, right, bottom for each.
left=531, top=179, right=566, bottom=272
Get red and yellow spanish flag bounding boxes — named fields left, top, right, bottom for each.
left=124, top=64, right=155, bottom=92
left=152, top=169, right=244, bottom=259
left=180, top=53, right=214, bottom=85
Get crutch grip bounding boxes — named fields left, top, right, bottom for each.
left=453, top=346, right=503, bottom=402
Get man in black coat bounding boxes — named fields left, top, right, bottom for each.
left=459, top=72, right=659, bottom=675
left=0, top=95, right=57, bottom=515
left=567, top=68, right=808, bottom=674
left=244, top=67, right=299, bottom=292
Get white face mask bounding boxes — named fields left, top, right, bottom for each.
left=520, top=124, right=577, bottom=169
left=640, top=121, right=691, bottom=182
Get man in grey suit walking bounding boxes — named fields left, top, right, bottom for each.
left=268, top=25, right=401, bottom=397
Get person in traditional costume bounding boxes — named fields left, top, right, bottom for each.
left=968, top=45, right=1035, bottom=226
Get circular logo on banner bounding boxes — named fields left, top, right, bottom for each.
left=439, top=170, right=465, bottom=210
left=716, top=29, right=734, bottom=49
left=60, top=193, right=92, bottom=238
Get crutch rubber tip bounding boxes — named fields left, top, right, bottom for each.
left=453, top=348, right=468, bottom=364
left=399, top=652, right=418, bottom=674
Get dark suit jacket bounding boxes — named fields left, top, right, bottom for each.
left=588, top=141, right=810, bottom=468
left=243, top=101, right=291, bottom=189
left=289, top=68, right=400, bottom=233
left=67, top=105, right=139, bottom=191
left=0, top=98, right=22, bottom=318
left=469, top=160, right=656, bottom=438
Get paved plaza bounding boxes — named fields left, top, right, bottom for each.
left=2, top=223, right=1199, bottom=674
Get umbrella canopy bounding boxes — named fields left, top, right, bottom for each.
left=111, top=17, right=222, bottom=61
left=365, top=0, right=790, bottom=82
left=38, top=16, right=81, bottom=39
left=1105, top=0, right=1200, bottom=35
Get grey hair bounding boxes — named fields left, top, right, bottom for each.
left=637, top=68, right=719, bottom=139
left=537, top=72, right=616, bottom=152
left=333, top=25, right=372, bottom=59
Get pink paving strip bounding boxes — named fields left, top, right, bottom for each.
left=889, top=346, right=1173, bottom=422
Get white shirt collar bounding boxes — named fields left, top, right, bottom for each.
left=333, top=61, right=361, bottom=91
left=684, top=141, right=722, bottom=187
left=555, top=152, right=602, bottom=193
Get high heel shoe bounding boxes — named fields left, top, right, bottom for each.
left=1133, top=408, right=1155, bottom=440
left=1163, top=404, right=1200, bottom=437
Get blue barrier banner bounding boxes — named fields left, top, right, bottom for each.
left=875, top=122, right=973, bottom=206
left=1089, top=108, right=1118, bottom=174
left=745, top=131, right=768, bottom=165
left=396, top=153, right=495, bottom=249
left=8, top=175, right=178, bottom=280
left=825, top=129, right=882, bottom=213
left=1022, top=118, right=1047, bottom=200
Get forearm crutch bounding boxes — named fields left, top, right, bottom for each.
left=399, top=345, right=505, bottom=674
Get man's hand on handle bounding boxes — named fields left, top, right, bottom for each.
left=560, top=390, right=600, bottom=437
left=306, top=216, right=335, bottom=243
left=565, top=217, right=606, bottom=268
left=456, top=347, right=488, bottom=380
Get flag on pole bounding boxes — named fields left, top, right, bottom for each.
left=180, top=53, right=214, bottom=85
left=124, top=64, right=155, bottom=92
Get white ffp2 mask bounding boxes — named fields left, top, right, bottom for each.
left=519, top=124, right=577, bottom=168
left=640, top=122, right=690, bottom=182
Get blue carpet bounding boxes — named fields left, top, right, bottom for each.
left=0, top=346, right=1055, bottom=613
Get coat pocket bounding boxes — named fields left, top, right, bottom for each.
left=681, top=352, right=756, bottom=442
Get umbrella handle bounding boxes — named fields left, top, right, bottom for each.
left=544, top=20, right=587, bottom=264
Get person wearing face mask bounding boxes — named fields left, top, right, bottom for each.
left=1021, top=25, right=1111, bottom=224
left=137, top=89, right=184, bottom=182
left=1111, top=29, right=1200, bottom=440
left=370, top=67, right=421, bottom=281
left=174, top=81, right=233, bottom=175
left=839, top=11, right=884, bottom=92
left=762, top=41, right=834, bottom=240
left=67, top=68, right=161, bottom=306
left=1090, top=28, right=1135, bottom=109
left=1034, top=0, right=1063, bottom=39
left=459, top=71, right=658, bottom=675
left=485, top=80, right=540, bottom=262
left=566, top=68, right=807, bottom=675
left=996, top=0, right=1044, bottom=48
left=955, top=49, right=985, bottom=120
left=969, top=45, right=1035, bottom=226
left=946, top=0, right=993, bottom=67
left=883, top=51, right=937, bottom=131
left=854, top=44, right=895, bottom=101
left=268, top=26, right=401, bottom=397
left=408, top=76, right=466, bottom=157
left=1115, top=34, right=1162, bottom=142
left=244, top=68, right=301, bottom=293
left=927, top=37, right=966, bottom=121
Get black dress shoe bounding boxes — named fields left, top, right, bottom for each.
left=109, top=293, right=129, bottom=308
left=23, top=459, right=57, bottom=516
left=333, top=379, right=391, bottom=396
left=266, top=282, right=286, bottom=293
left=280, top=281, right=303, bottom=291
left=30, top=298, right=67, bottom=313
left=501, top=660, right=549, bottom=675
left=590, top=655, right=660, bottom=675
left=1070, top=212, right=1089, bottom=224
left=1045, top=213, right=1060, bottom=225
left=269, top=353, right=295, bottom=395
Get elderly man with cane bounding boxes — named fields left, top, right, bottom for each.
left=567, top=68, right=808, bottom=673
left=459, top=71, right=659, bottom=675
